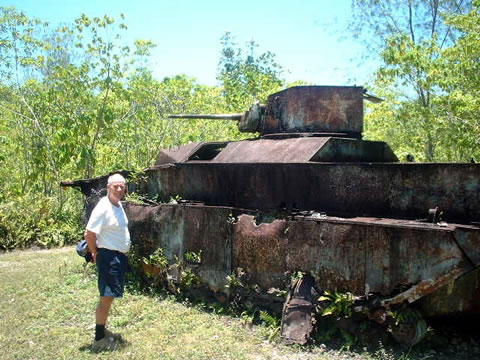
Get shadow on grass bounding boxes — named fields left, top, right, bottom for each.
left=78, top=340, right=132, bottom=354
left=78, top=344, right=92, bottom=353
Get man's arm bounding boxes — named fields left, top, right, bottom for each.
left=84, top=230, right=98, bottom=264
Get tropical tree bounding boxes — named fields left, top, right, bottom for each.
left=217, top=32, right=285, bottom=112
left=436, top=1, right=480, bottom=161
left=0, top=9, right=293, bottom=250
left=350, top=0, right=473, bottom=161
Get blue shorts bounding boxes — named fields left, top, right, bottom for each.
left=97, top=248, right=128, bottom=298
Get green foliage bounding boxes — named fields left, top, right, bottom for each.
left=366, top=32, right=468, bottom=162
left=217, top=32, right=285, bottom=112
left=225, top=267, right=245, bottom=290
left=2, top=9, right=282, bottom=251
left=184, top=250, right=202, bottom=264
left=258, top=310, right=281, bottom=341
left=351, top=0, right=478, bottom=162
left=168, top=194, right=183, bottom=204
left=0, top=192, right=83, bottom=250
left=290, top=270, right=304, bottom=283
left=142, top=248, right=168, bottom=269
left=239, top=308, right=282, bottom=342
left=240, top=308, right=256, bottom=327
left=125, top=191, right=149, bottom=204
left=180, top=267, right=201, bottom=288
left=436, top=3, right=480, bottom=161
left=134, top=247, right=204, bottom=293
left=0, top=7, right=48, bottom=84
left=390, top=306, right=424, bottom=326
left=350, top=0, right=470, bottom=51
left=318, top=290, right=355, bottom=318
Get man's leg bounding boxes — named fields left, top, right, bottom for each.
left=95, top=296, right=114, bottom=341
left=95, top=249, right=127, bottom=344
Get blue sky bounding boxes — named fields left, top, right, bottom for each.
left=7, top=0, right=373, bottom=86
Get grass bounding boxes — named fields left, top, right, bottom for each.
left=0, top=247, right=423, bottom=360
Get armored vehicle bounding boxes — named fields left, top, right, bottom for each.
left=62, top=86, right=480, bottom=346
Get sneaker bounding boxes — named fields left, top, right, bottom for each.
left=92, top=335, right=118, bottom=353
left=105, top=328, right=123, bottom=342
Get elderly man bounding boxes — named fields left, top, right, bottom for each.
left=84, top=173, right=130, bottom=352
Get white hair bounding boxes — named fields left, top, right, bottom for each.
left=107, top=173, right=126, bottom=185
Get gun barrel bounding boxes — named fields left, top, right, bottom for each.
left=169, top=114, right=243, bottom=121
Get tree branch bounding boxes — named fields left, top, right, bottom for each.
left=408, top=0, right=416, bottom=43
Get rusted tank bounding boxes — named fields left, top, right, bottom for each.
left=61, top=86, right=480, bottom=347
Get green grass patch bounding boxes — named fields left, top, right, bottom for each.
left=0, top=247, right=307, bottom=359
left=0, top=247, right=425, bottom=360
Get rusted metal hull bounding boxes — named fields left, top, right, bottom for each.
left=130, top=162, right=480, bottom=225
left=124, top=202, right=480, bottom=316
left=126, top=203, right=233, bottom=291
left=63, top=160, right=480, bottom=317
left=158, top=137, right=398, bottom=164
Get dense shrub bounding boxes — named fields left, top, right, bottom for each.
left=0, top=192, right=84, bottom=250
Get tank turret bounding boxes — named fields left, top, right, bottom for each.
left=170, top=86, right=380, bottom=137
left=160, top=86, right=395, bottom=165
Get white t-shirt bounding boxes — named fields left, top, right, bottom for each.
left=86, top=196, right=131, bottom=253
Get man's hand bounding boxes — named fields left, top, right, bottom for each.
left=84, top=230, right=98, bottom=264
left=85, top=251, right=95, bottom=264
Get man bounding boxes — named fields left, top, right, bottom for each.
left=85, top=173, right=130, bottom=352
